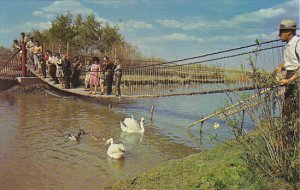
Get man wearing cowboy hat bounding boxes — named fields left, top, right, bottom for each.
left=274, top=19, right=299, bottom=141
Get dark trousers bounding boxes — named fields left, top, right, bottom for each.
left=50, top=64, right=58, bottom=84
left=115, top=73, right=122, bottom=96
left=282, top=71, right=299, bottom=146
left=71, top=70, right=81, bottom=88
left=282, top=71, right=300, bottom=124
left=41, top=61, right=46, bottom=78
left=106, top=73, right=114, bottom=95
left=64, top=70, right=71, bottom=89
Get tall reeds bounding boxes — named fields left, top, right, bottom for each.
left=222, top=50, right=299, bottom=188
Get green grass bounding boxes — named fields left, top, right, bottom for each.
left=108, top=138, right=293, bottom=190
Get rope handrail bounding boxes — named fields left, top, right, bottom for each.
left=123, top=38, right=282, bottom=71
left=37, top=39, right=283, bottom=75
left=156, top=44, right=285, bottom=70
left=59, top=43, right=283, bottom=74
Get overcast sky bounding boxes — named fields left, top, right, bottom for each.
left=0, top=0, right=299, bottom=60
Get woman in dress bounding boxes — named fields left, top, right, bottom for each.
left=89, top=57, right=100, bottom=95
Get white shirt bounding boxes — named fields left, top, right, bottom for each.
left=283, top=36, right=300, bottom=71
left=25, top=40, right=35, bottom=51
left=48, top=56, right=53, bottom=64
left=114, top=64, right=122, bottom=71
left=52, top=57, right=59, bottom=65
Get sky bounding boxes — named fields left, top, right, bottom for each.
left=0, top=0, right=299, bottom=61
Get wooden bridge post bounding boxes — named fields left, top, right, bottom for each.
left=21, top=42, right=27, bottom=77
left=200, top=121, right=204, bottom=136
left=150, top=105, right=154, bottom=121
left=199, top=121, right=204, bottom=145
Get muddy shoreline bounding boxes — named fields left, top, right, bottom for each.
left=0, top=77, right=18, bottom=90
left=0, top=77, right=49, bottom=95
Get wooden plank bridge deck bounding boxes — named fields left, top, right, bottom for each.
left=24, top=64, right=259, bottom=107
left=26, top=64, right=255, bottom=102
left=25, top=65, right=151, bottom=104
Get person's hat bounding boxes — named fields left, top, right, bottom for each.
left=279, top=19, right=298, bottom=30
left=29, top=36, right=33, bottom=39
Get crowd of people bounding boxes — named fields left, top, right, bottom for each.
left=12, top=32, right=123, bottom=96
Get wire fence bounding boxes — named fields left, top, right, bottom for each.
left=0, top=50, right=23, bottom=78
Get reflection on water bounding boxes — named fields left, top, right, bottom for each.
left=120, top=132, right=144, bottom=144
left=0, top=89, right=253, bottom=189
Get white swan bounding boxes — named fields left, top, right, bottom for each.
left=120, top=116, right=145, bottom=133
left=106, top=138, right=126, bottom=159
left=213, top=122, right=221, bottom=129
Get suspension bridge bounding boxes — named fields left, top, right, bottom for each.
left=0, top=38, right=285, bottom=128
left=0, top=38, right=284, bottom=98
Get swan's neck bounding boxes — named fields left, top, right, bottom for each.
left=140, top=120, right=145, bottom=132
left=108, top=138, right=113, bottom=145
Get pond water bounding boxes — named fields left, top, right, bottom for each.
left=0, top=88, right=253, bottom=189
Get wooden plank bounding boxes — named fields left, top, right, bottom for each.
left=187, top=88, right=284, bottom=128
left=219, top=89, right=284, bottom=117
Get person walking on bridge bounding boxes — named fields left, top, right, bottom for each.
left=25, top=36, right=35, bottom=66
left=71, top=56, right=83, bottom=88
left=45, top=50, right=53, bottom=78
left=19, top=32, right=28, bottom=44
left=114, top=57, right=122, bottom=96
left=62, top=54, right=71, bottom=89
left=274, top=19, right=300, bottom=146
left=84, top=59, right=92, bottom=90
left=33, top=40, right=43, bottom=74
left=89, top=57, right=100, bottom=95
left=12, top=40, right=22, bottom=64
left=103, top=56, right=115, bottom=95
left=12, top=40, right=20, bottom=51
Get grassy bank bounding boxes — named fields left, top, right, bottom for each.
left=108, top=138, right=293, bottom=190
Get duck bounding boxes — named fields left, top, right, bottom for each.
left=68, top=129, right=85, bottom=141
left=106, top=138, right=126, bottom=159
left=68, top=132, right=81, bottom=141
left=79, top=129, right=86, bottom=135
left=120, top=116, right=145, bottom=133
left=91, top=135, right=100, bottom=141
left=213, top=122, right=221, bottom=129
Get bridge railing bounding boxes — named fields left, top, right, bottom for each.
left=14, top=38, right=283, bottom=97
left=0, top=50, right=23, bottom=78
left=119, top=39, right=284, bottom=96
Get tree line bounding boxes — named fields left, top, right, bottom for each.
left=29, top=12, right=164, bottom=66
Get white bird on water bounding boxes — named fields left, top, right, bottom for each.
left=106, top=138, right=126, bottom=159
left=120, top=116, right=145, bottom=133
left=213, top=122, right=221, bottom=129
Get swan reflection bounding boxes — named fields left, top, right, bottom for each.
left=120, top=132, right=144, bottom=144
